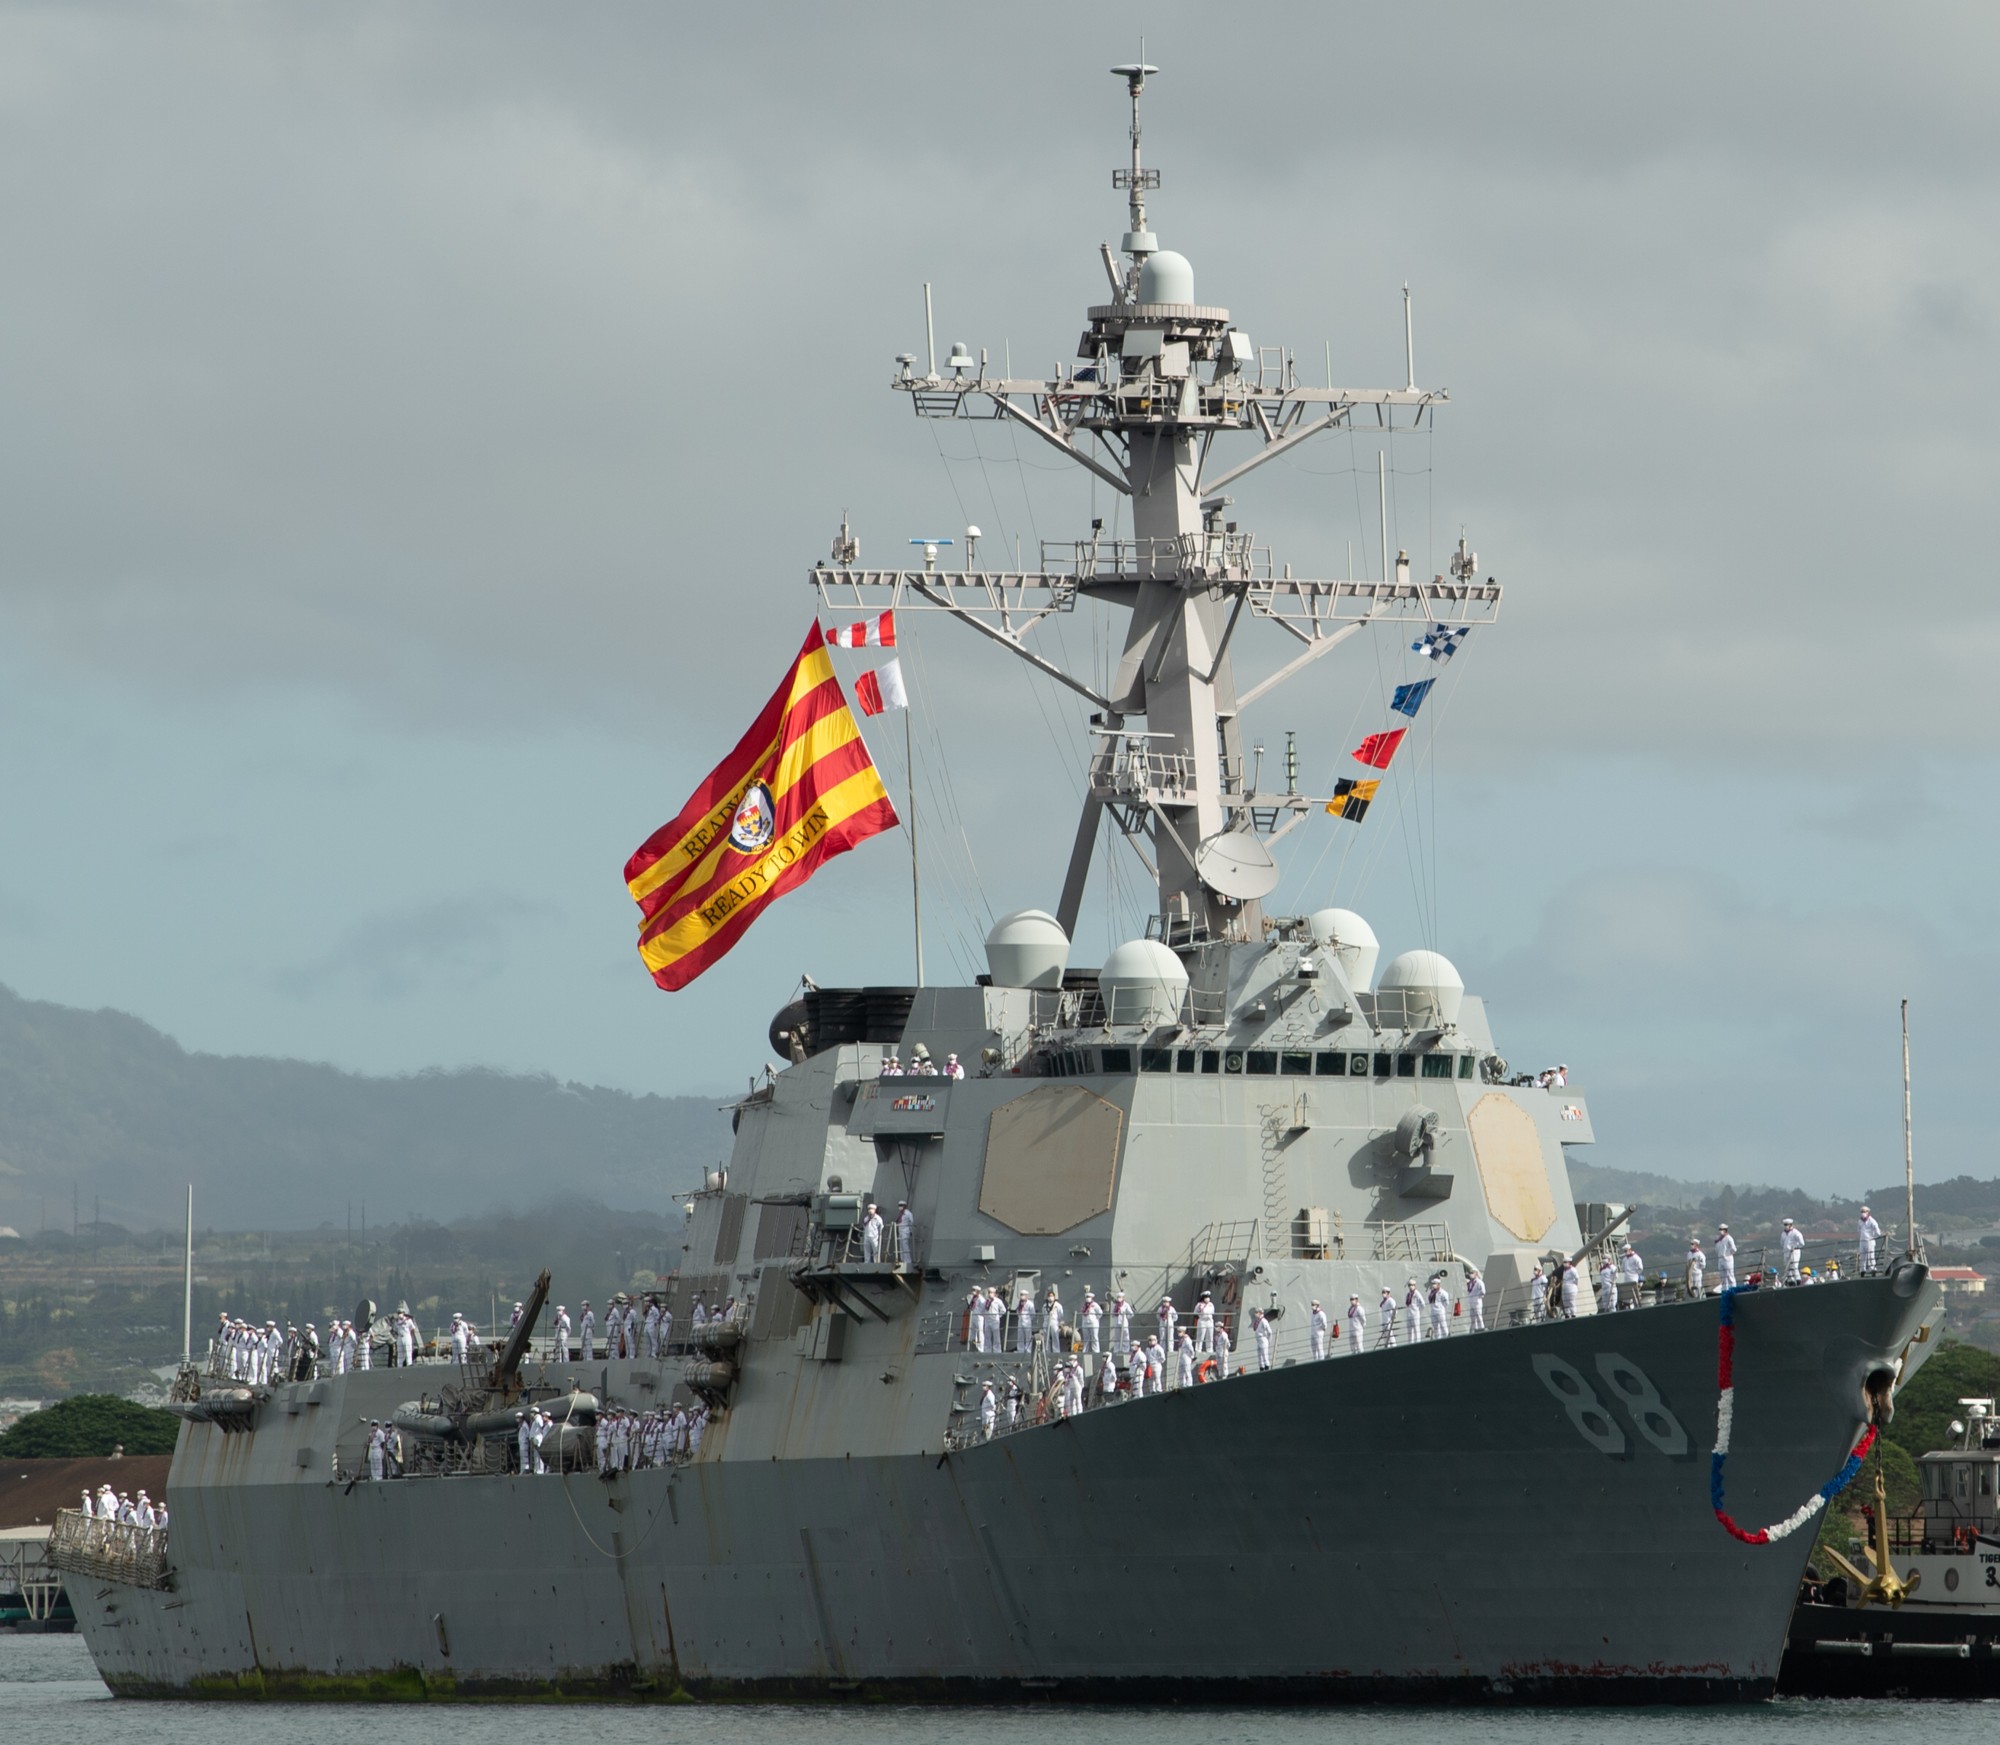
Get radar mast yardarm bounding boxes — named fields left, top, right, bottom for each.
left=813, top=64, right=1501, bottom=946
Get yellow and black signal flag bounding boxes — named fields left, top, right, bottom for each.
left=1326, top=777, right=1380, bottom=823
left=624, top=622, right=898, bottom=991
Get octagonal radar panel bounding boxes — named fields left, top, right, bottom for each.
left=1195, top=829, right=1280, bottom=901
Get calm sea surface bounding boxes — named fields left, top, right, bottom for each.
left=3, top=1633, right=1984, bottom=1742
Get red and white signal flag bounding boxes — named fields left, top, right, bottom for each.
left=827, top=610, right=896, bottom=649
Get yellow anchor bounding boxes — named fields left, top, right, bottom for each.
left=1820, top=1468, right=1921, bottom=1609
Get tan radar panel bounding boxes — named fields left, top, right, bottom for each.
left=1467, top=1093, right=1557, bottom=1243
left=979, top=1085, right=1123, bottom=1234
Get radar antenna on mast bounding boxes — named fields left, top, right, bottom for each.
left=1109, top=61, right=1162, bottom=287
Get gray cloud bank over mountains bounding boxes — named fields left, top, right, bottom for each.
left=0, top=5, right=1988, bottom=1197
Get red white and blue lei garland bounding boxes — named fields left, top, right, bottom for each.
left=1711, top=1283, right=1878, bottom=1545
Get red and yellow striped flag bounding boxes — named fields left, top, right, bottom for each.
left=625, top=622, right=898, bottom=991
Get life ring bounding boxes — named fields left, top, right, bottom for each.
left=1196, top=1358, right=1219, bottom=1384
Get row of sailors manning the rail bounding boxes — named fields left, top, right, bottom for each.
left=77, top=1485, right=166, bottom=1528
left=968, top=1206, right=1890, bottom=1368
left=354, top=1405, right=710, bottom=1479
left=211, top=1291, right=746, bottom=1383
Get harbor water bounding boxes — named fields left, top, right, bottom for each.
left=5, top=1632, right=1985, bottom=1740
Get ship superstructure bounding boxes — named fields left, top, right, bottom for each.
left=55, top=66, right=1941, bottom=1704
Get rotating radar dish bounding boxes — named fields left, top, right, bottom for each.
left=1195, top=829, right=1280, bottom=901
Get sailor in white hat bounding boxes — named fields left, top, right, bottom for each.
left=1078, top=1286, right=1101, bottom=1353
left=1465, top=1266, right=1487, bottom=1331
left=1857, top=1204, right=1882, bottom=1275
left=1780, top=1216, right=1805, bottom=1284
left=1377, top=1286, right=1399, bottom=1348
left=1345, top=1293, right=1366, bottom=1354
left=944, top=1051, right=965, bottom=1079
left=860, top=1201, right=884, bottom=1262
left=1716, top=1222, right=1737, bottom=1290
left=1252, top=1307, right=1275, bottom=1371
left=1194, top=1288, right=1215, bottom=1355
left=1685, top=1238, right=1706, bottom=1299
left=895, top=1200, right=915, bottom=1265
left=1309, top=1299, right=1330, bottom=1360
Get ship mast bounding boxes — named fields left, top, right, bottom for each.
left=813, top=66, right=1499, bottom=948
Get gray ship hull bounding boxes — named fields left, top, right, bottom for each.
left=70, top=1272, right=1932, bottom=1703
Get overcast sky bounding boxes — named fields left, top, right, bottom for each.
left=1, top=2, right=1992, bottom=1198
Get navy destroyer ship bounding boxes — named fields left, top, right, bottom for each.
left=54, top=66, right=1941, bottom=1702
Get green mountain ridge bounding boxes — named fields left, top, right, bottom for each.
left=0, top=982, right=729, bottom=1231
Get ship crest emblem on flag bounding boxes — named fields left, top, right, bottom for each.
left=727, top=782, right=777, bottom=853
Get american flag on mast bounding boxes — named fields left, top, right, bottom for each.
left=828, top=610, right=896, bottom=649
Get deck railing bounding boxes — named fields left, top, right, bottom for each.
left=47, top=1509, right=171, bottom=1591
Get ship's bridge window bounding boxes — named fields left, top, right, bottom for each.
left=1177, top=1048, right=1199, bottom=1073
left=1458, top=1055, right=1476, bottom=1080
left=1101, top=1047, right=1134, bottom=1074
left=1421, top=1055, right=1454, bottom=1079
left=1246, top=1050, right=1278, bottom=1075
left=1396, top=1055, right=1417, bottom=1079
left=1201, top=1050, right=1222, bottom=1074
left=1140, top=1048, right=1174, bottom=1073
left=1372, top=1052, right=1393, bottom=1077
left=1282, top=1050, right=1313, bottom=1075
left=1316, top=1052, right=1347, bottom=1076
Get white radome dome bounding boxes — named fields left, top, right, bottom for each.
left=1137, top=250, right=1195, bottom=306
left=985, top=909, right=1070, bottom=990
left=1375, top=949, right=1465, bottom=1027
left=1306, top=908, right=1380, bottom=992
left=1098, top=938, right=1190, bottom=1026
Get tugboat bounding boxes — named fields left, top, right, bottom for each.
left=1782, top=1398, right=2000, bottom=1696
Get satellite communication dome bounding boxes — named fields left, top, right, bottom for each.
left=1375, top=949, right=1465, bottom=1028
left=1098, top=939, right=1190, bottom=1026
left=984, top=909, right=1070, bottom=990
left=1306, top=908, right=1380, bottom=992
left=1138, top=250, right=1194, bottom=306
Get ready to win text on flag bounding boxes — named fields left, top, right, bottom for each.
left=624, top=623, right=898, bottom=990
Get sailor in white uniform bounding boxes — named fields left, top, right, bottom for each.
left=1098, top=1351, right=1120, bottom=1404
left=966, top=1290, right=988, bottom=1353
left=1780, top=1217, right=1805, bottom=1284
left=1426, top=1280, right=1450, bottom=1341
left=368, top=1422, right=388, bottom=1482
left=1597, top=1258, right=1618, bottom=1316
left=1194, top=1290, right=1216, bottom=1354
left=979, top=1382, right=997, bottom=1440
left=1309, top=1300, right=1330, bottom=1360
left=1686, top=1240, right=1707, bottom=1298
left=1559, top=1260, right=1579, bottom=1320
left=1143, top=1335, right=1166, bottom=1395
left=1212, top=1320, right=1232, bottom=1375
left=1156, top=1296, right=1178, bottom=1354
left=860, top=1202, right=884, bottom=1262
left=552, top=1305, right=571, bottom=1362
left=1175, top=1329, right=1196, bottom=1389
left=1402, top=1280, right=1423, bottom=1342
left=1345, top=1294, right=1366, bottom=1355
left=1252, top=1308, right=1274, bottom=1371
left=896, top=1202, right=916, bottom=1265
left=1528, top=1264, right=1548, bottom=1324
left=1716, top=1223, right=1737, bottom=1290
left=1014, top=1292, right=1034, bottom=1355
left=1109, top=1292, right=1133, bottom=1357
left=1466, top=1268, right=1487, bottom=1331
left=1079, top=1288, right=1102, bottom=1353
left=1042, top=1288, right=1064, bottom=1352
left=1858, top=1205, right=1882, bottom=1275
left=1620, top=1242, right=1644, bottom=1307
left=642, top=1299, right=662, bottom=1359
left=1377, top=1287, right=1399, bottom=1348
